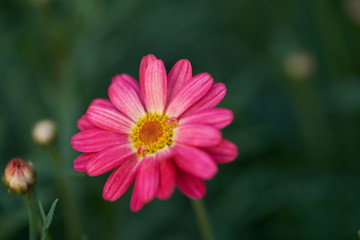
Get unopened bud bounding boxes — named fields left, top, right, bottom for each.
left=284, top=50, right=316, bottom=80
left=344, top=0, right=360, bottom=27
left=32, top=119, right=57, bottom=146
left=3, top=158, right=36, bottom=194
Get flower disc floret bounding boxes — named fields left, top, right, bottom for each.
left=130, top=113, right=176, bottom=155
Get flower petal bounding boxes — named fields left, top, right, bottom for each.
left=112, top=74, right=141, bottom=97
left=130, top=186, right=145, bottom=212
left=172, top=144, right=218, bottom=180
left=77, top=114, right=96, bottom=131
left=88, top=98, right=114, bottom=108
left=179, top=108, right=234, bottom=129
left=87, top=144, right=136, bottom=176
left=167, top=59, right=192, bottom=103
left=202, top=139, right=238, bottom=164
left=141, top=60, right=167, bottom=113
left=135, top=155, right=160, bottom=203
left=156, top=158, right=175, bottom=200
left=166, top=73, right=213, bottom=118
left=103, top=158, right=140, bottom=201
left=139, top=54, right=157, bottom=87
left=176, top=168, right=206, bottom=199
left=108, top=77, right=145, bottom=122
left=74, top=153, right=96, bottom=172
left=181, top=82, right=226, bottom=117
left=71, top=129, right=129, bottom=153
left=174, top=124, right=222, bottom=147
left=86, top=99, right=133, bottom=134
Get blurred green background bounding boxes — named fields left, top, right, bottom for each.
left=1, top=0, right=360, bottom=239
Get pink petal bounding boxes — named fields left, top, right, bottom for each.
left=181, top=82, right=226, bottom=117
left=174, top=124, right=222, bottom=147
left=88, top=98, right=114, bottom=108
left=87, top=144, right=136, bottom=176
left=139, top=54, right=157, bottom=88
left=141, top=60, right=167, bottom=113
left=103, top=158, right=140, bottom=201
left=176, top=168, right=206, bottom=199
left=74, top=152, right=96, bottom=172
left=134, top=155, right=160, bottom=203
left=86, top=99, right=133, bottom=134
left=202, top=139, right=238, bottom=164
left=77, top=114, right=96, bottom=131
left=179, top=108, right=234, bottom=129
left=156, top=159, right=175, bottom=200
left=130, top=186, right=145, bottom=212
left=108, top=78, right=145, bottom=122
left=166, top=73, right=213, bottom=118
left=112, top=74, right=141, bottom=96
left=172, top=144, right=218, bottom=180
left=167, top=59, right=192, bottom=103
left=71, top=129, right=129, bottom=153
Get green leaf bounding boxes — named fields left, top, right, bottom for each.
left=45, top=199, right=58, bottom=228
left=39, top=199, right=59, bottom=240
left=38, top=201, right=46, bottom=223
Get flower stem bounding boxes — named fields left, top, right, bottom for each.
left=48, top=145, right=82, bottom=240
left=24, top=191, right=37, bottom=240
left=190, top=199, right=216, bottom=240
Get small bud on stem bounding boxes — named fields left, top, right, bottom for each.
left=3, top=158, right=36, bottom=194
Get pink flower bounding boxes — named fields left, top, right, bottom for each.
left=71, top=54, right=238, bottom=211
left=3, top=158, right=36, bottom=194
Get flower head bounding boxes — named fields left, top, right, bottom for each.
left=32, top=119, right=57, bottom=146
left=284, top=50, right=316, bottom=80
left=71, top=54, right=238, bottom=211
left=3, top=158, right=36, bottom=194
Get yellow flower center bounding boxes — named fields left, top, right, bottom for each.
left=130, top=113, right=177, bottom=156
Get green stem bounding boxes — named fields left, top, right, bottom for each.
left=190, top=199, right=216, bottom=240
left=48, top=145, right=82, bottom=240
left=24, top=191, right=37, bottom=240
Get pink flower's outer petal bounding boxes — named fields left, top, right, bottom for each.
left=108, top=77, right=145, bottom=122
left=88, top=98, right=114, bottom=108
left=103, top=158, right=140, bottom=201
left=174, top=124, right=222, bottom=147
left=77, top=114, right=96, bottom=131
left=71, top=129, right=129, bottom=153
left=112, top=74, right=141, bottom=97
left=179, top=108, right=234, bottom=129
left=167, top=59, right=192, bottom=103
left=87, top=144, right=136, bottom=176
left=130, top=186, right=145, bottom=212
left=202, top=139, right=238, bottom=164
left=166, top=73, right=213, bottom=118
left=156, top=158, right=175, bottom=200
left=139, top=54, right=157, bottom=88
left=135, top=155, right=160, bottom=203
left=142, top=60, right=167, bottom=113
left=86, top=99, right=133, bottom=134
left=74, top=153, right=96, bottom=172
left=181, top=82, right=226, bottom=118
left=172, top=144, right=218, bottom=180
left=176, top=168, right=206, bottom=199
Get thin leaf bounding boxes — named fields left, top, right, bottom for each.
left=40, top=199, right=59, bottom=240
left=38, top=201, right=46, bottom=222
left=45, top=199, right=58, bottom=228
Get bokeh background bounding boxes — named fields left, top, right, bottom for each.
left=1, top=0, right=360, bottom=239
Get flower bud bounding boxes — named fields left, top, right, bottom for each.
left=32, top=119, right=57, bottom=146
left=284, top=50, right=316, bottom=80
left=344, top=0, right=360, bottom=27
left=3, top=158, right=36, bottom=194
